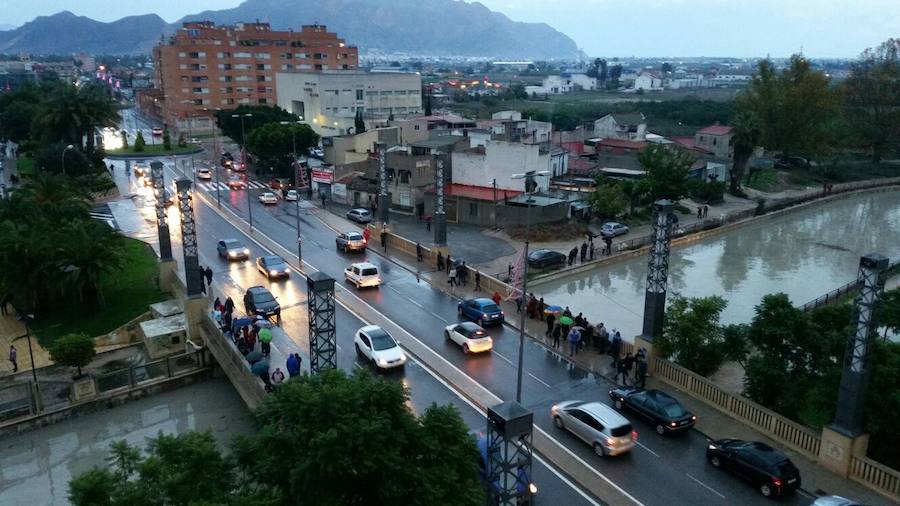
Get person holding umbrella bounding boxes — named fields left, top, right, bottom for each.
left=258, top=327, right=273, bottom=356
left=568, top=326, right=582, bottom=357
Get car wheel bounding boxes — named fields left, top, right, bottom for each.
left=614, top=399, right=623, bottom=410
left=355, top=343, right=363, bottom=358
left=710, top=455, right=721, bottom=468
left=457, top=307, right=463, bottom=316
left=655, top=424, right=666, bottom=436
left=759, top=483, right=772, bottom=498
left=463, top=344, right=470, bottom=354
left=477, top=318, right=484, bottom=327
left=593, top=443, right=606, bottom=457
left=553, top=416, right=564, bottom=429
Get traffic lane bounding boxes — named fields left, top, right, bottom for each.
left=180, top=180, right=598, bottom=506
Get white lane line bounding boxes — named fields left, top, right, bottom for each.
left=635, top=441, right=660, bottom=458
left=430, top=311, right=448, bottom=323
left=192, top=189, right=625, bottom=506
left=408, top=297, right=424, bottom=309
left=685, top=473, right=726, bottom=500
left=387, top=285, right=402, bottom=295
left=528, top=372, right=552, bottom=389
left=493, top=351, right=515, bottom=367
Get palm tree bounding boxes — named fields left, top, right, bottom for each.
left=730, top=112, right=761, bottom=193
left=0, top=220, right=59, bottom=314
left=58, top=220, right=125, bottom=305
left=33, top=84, right=120, bottom=151
left=78, top=85, right=121, bottom=153
left=19, top=173, right=91, bottom=220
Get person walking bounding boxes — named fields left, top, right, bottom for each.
left=380, top=230, right=387, bottom=253
left=595, top=322, right=608, bottom=353
left=589, top=243, right=595, bottom=261
left=416, top=242, right=423, bottom=262
left=634, top=357, right=648, bottom=389
left=551, top=322, right=562, bottom=348
left=697, top=206, right=702, bottom=219
left=474, top=271, right=481, bottom=291
left=538, top=297, right=546, bottom=318
left=224, top=296, right=235, bottom=314
left=460, top=262, right=468, bottom=286
left=568, top=327, right=582, bottom=357
left=704, top=204, right=709, bottom=217
left=580, top=242, right=587, bottom=263
left=260, top=337, right=271, bottom=356
left=205, top=266, right=213, bottom=286
left=271, top=367, right=285, bottom=387
left=515, top=295, right=523, bottom=313
left=604, top=236, right=613, bottom=256
left=545, top=312, right=556, bottom=337
left=436, top=251, right=444, bottom=271
left=8, top=345, right=17, bottom=372
left=623, top=352, right=635, bottom=384
left=491, top=291, right=502, bottom=306
left=614, top=353, right=629, bottom=385
left=448, top=265, right=456, bottom=287
left=562, top=306, right=572, bottom=318
left=526, top=294, right=537, bottom=320
left=609, top=330, right=622, bottom=367
left=286, top=353, right=301, bottom=378
left=363, top=227, right=371, bottom=244
left=425, top=215, right=432, bottom=231
left=582, top=319, right=593, bottom=350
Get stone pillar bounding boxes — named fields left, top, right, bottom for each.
left=432, top=153, right=447, bottom=246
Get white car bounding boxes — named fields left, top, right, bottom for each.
left=285, top=189, right=299, bottom=201
left=444, top=321, right=492, bottom=354
left=345, top=262, right=381, bottom=289
left=258, top=192, right=278, bottom=205
left=197, top=168, right=212, bottom=180
left=354, top=325, right=407, bottom=370
left=551, top=400, right=637, bottom=457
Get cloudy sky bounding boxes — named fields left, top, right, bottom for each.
left=4, top=0, right=898, bottom=57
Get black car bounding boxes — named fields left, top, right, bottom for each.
left=706, top=439, right=801, bottom=498
left=527, top=249, right=566, bottom=269
left=608, top=387, right=696, bottom=435
left=243, top=286, right=281, bottom=318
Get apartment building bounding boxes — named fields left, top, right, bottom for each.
left=152, top=21, right=358, bottom=131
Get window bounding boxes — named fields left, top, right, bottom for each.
left=255, top=52, right=271, bottom=59
left=397, top=90, right=407, bottom=95
left=220, top=87, right=233, bottom=94
left=280, top=53, right=292, bottom=59
left=234, top=52, right=252, bottom=58
left=234, top=63, right=251, bottom=70
left=179, top=64, right=188, bottom=70
left=256, top=64, right=271, bottom=70
left=258, top=98, right=268, bottom=104
left=218, top=63, right=232, bottom=70
left=414, top=125, right=420, bottom=131
left=189, top=52, right=206, bottom=58
left=297, top=64, right=312, bottom=70
left=219, top=76, right=232, bottom=82
left=191, top=76, right=207, bottom=83
left=281, top=64, right=293, bottom=71
left=178, top=52, right=187, bottom=57
left=356, top=89, right=364, bottom=100
left=235, top=75, right=251, bottom=82
left=294, top=53, right=307, bottom=58
left=222, top=98, right=235, bottom=105
left=380, top=90, right=392, bottom=96
left=469, top=203, right=478, bottom=216
left=256, top=75, right=269, bottom=82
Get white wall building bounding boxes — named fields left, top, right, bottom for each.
left=634, top=73, right=663, bottom=91
left=593, top=113, right=648, bottom=142
left=275, top=71, right=422, bottom=136
left=525, top=73, right=597, bottom=95
left=451, top=140, right=568, bottom=191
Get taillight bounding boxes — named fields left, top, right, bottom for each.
left=631, top=431, right=638, bottom=441
left=772, top=478, right=782, bottom=487
left=606, top=438, right=615, bottom=445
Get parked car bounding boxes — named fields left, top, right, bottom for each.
left=457, top=298, right=504, bottom=326
left=474, top=432, right=537, bottom=504
left=706, top=439, right=801, bottom=498
left=527, top=249, right=566, bottom=269
left=775, top=156, right=811, bottom=170
left=256, top=255, right=290, bottom=279
left=197, top=167, right=213, bottom=180
left=600, top=222, right=629, bottom=237
left=310, top=147, right=324, bottom=159
left=551, top=400, right=637, bottom=457
left=345, top=262, right=381, bottom=289
left=258, top=192, right=278, bottom=205
left=285, top=189, right=299, bottom=201
left=354, top=325, right=406, bottom=370
left=151, top=127, right=163, bottom=136
left=243, top=286, right=281, bottom=319
left=161, top=189, right=175, bottom=207
left=346, top=208, right=373, bottom=224
left=217, top=239, right=249, bottom=260
left=227, top=178, right=246, bottom=190
left=443, top=321, right=493, bottom=354
left=811, top=496, right=864, bottom=506
left=336, top=231, right=367, bottom=252
left=608, top=387, right=696, bottom=435
left=268, top=178, right=285, bottom=190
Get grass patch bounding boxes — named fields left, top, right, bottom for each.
left=32, top=238, right=168, bottom=346
left=508, top=221, right=588, bottom=242
left=16, top=156, right=35, bottom=176
left=108, top=144, right=200, bottom=156
left=746, top=168, right=781, bottom=192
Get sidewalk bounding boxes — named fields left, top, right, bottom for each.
left=0, top=313, right=53, bottom=377
left=309, top=200, right=890, bottom=505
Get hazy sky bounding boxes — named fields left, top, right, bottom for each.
left=4, top=0, right=899, bottom=57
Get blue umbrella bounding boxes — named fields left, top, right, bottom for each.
left=544, top=305, right=563, bottom=315
left=251, top=360, right=270, bottom=376
left=233, top=317, right=254, bottom=328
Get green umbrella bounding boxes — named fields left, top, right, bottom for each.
left=559, top=316, right=574, bottom=326
left=258, top=328, right=273, bottom=343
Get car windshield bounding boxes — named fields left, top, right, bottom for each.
left=369, top=330, right=396, bottom=351
left=661, top=402, right=687, bottom=418
left=481, top=304, right=500, bottom=313
left=347, top=233, right=363, bottom=240
left=358, top=210, right=370, bottom=216
left=252, top=291, right=275, bottom=304
left=228, top=242, right=244, bottom=250
left=610, top=424, right=633, bottom=437
left=361, top=268, right=378, bottom=276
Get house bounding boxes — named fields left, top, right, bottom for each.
left=451, top=140, right=565, bottom=192
left=323, top=127, right=401, bottom=166
left=592, top=113, right=648, bottom=142
left=695, top=124, right=733, bottom=159
left=634, top=72, right=663, bottom=91
left=391, top=113, right=477, bottom=144
left=525, top=72, right=597, bottom=96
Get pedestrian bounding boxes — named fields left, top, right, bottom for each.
left=526, top=294, right=537, bottom=319
left=580, top=242, right=587, bottom=263
left=605, top=236, right=613, bottom=256
left=609, top=330, right=622, bottom=366
left=582, top=319, right=593, bottom=349
left=697, top=206, right=702, bottom=219
left=363, top=227, right=371, bottom=244
left=205, top=266, right=213, bottom=285
left=321, top=193, right=327, bottom=208
left=589, top=243, right=595, bottom=261
left=551, top=322, right=562, bottom=348
left=545, top=312, right=555, bottom=337
left=508, top=263, right=514, bottom=281
left=562, top=306, right=572, bottom=318
left=596, top=322, right=608, bottom=352
left=261, top=337, right=271, bottom=356
left=213, top=297, right=223, bottom=312
left=474, top=270, right=481, bottom=290
left=224, top=296, right=235, bottom=314
left=635, top=357, right=648, bottom=389
left=437, top=251, right=444, bottom=271
left=199, top=272, right=207, bottom=294
left=455, top=265, right=463, bottom=286
left=271, top=367, right=286, bottom=386
left=425, top=215, right=432, bottom=231
left=492, top=291, right=502, bottom=306
left=704, top=204, right=709, bottom=217
left=222, top=310, right=233, bottom=332
left=568, top=327, right=581, bottom=357
left=446, top=255, right=452, bottom=274
left=380, top=231, right=387, bottom=252
left=623, top=352, right=635, bottom=382
left=416, top=242, right=423, bottom=262
left=8, top=345, right=17, bottom=373
left=574, top=312, right=585, bottom=328
left=515, top=295, right=523, bottom=313
left=286, top=353, right=300, bottom=377
left=448, top=265, right=456, bottom=287
left=614, top=353, right=629, bottom=385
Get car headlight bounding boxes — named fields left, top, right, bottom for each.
left=269, top=270, right=278, bottom=276
left=243, top=248, right=250, bottom=255
left=377, top=358, right=388, bottom=366
left=528, top=483, right=538, bottom=495
left=228, top=251, right=238, bottom=257
left=708, top=444, right=717, bottom=450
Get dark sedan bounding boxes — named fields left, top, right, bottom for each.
left=256, top=255, right=290, bottom=280
left=457, top=298, right=504, bottom=326
left=609, top=387, right=696, bottom=435
left=527, top=249, right=566, bottom=269
left=706, top=439, right=801, bottom=498
left=243, top=286, right=281, bottom=319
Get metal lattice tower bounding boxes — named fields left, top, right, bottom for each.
left=377, top=142, right=389, bottom=223
left=150, top=162, right=173, bottom=261
left=432, top=154, right=447, bottom=246
left=307, top=272, right=337, bottom=374
left=486, top=401, right=534, bottom=506
left=641, top=199, right=675, bottom=341
left=832, top=253, right=889, bottom=436
left=175, top=178, right=203, bottom=296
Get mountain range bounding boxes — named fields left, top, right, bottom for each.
left=0, top=0, right=582, bottom=59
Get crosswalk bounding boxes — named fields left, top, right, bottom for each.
left=195, top=180, right=269, bottom=192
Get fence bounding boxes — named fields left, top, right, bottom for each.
left=93, top=349, right=207, bottom=395
left=800, top=260, right=900, bottom=312
left=850, top=455, right=900, bottom=501
left=0, top=382, right=36, bottom=423
left=653, top=357, right=822, bottom=459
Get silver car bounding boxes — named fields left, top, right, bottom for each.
left=346, top=208, right=372, bottom=224
left=551, top=400, right=636, bottom=457
left=336, top=231, right=367, bottom=252
left=217, top=239, right=250, bottom=260
left=600, top=222, right=629, bottom=237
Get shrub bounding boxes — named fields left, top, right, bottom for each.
left=134, top=132, right=146, bottom=152
left=50, top=333, right=96, bottom=378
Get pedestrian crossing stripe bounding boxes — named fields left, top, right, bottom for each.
left=196, top=181, right=268, bottom=192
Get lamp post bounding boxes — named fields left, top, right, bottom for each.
left=510, top=170, right=550, bottom=403
left=491, top=178, right=498, bottom=229
left=186, top=114, right=196, bottom=183
left=233, top=113, right=253, bottom=227
left=16, top=312, right=42, bottom=412
left=61, top=144, right=75, bottom=176
left=280, top=120, right=305, bottom=263
left=204, top=107, right=222, bottom=208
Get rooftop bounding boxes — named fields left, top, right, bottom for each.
left=426, top=183, right=522, bottom=202
left=609, top=112, right=646, bottom=126
left=697, top=124, right=733, bottom=136
left=597, top=138, right=648, bottom=150
left=410, top=135, right=467, bottom=149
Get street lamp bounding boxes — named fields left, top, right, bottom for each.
left=204, top=107, right=223, bottom=208
left=510, top=170, right=550, bottom=403
left=61, top=144, right=75, bottom=176
left=280, top=120, right=305, bottom=263
left=15, top=312, right=42, bottom=412
left=232, top=113, right=253, bottom=227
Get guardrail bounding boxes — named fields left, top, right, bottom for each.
left=800, top=260, right=900, bottom=312
left=653, top=357, right=822, bottom=459
left=94, top=349, right=207, bottom=394
left=850, top=455, right=900, bottom=501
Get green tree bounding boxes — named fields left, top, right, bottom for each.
left=657, top=295, right=730, bottom=376
left=134, top=131, right=146, bottom=152
left=32, top=83, right=120, bottom=152
left=638, top=144, right=694, bottom=201
left=120, top=130, right=128, bottom=149
left=35, top=143, right=93, bottom=177
left=50, top=333, right=96, bottom=377
left=233, top=369, right=484, bottom=506
left=162, top=130, right=172, bottom=150
left=177, top=132, right=187, bottom=147
left=245, top=122, right=319, bottom=177
left=619, top=179, right=649, bottom=215
left=589, top=182, right=627, bottom=219
left=729, top=111, right=760, bottom=194
left=878, top=288, right=900, bottom=338
left=60, top=219, right=126, bottom=305
left=844, top=38, right=900, bottom=161
left=215, top=105, right=297, bottom=146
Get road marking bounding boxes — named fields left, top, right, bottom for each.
left=430, top=311, right=448, bottom=323
left=191, top=186, right=633, bottom=506
left=407, top=297, right=424, bottom=309
left=493, top=351, right=515, bottom=366
left=528, top=372, right=552, bottom=389
left=685, top=473, right=725, bottom=499
left=635, top=441, right=660, bottom=457
left=387, top=285, right=402, bottom=295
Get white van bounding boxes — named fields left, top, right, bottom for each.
left=345, top=262, right=381, bottom=289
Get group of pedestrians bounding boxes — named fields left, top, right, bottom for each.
left=447, top=260, right=469, bottom=287
left=696, top=204, right=710, bottom=219
left=613, top=348, right=649, bottom=389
